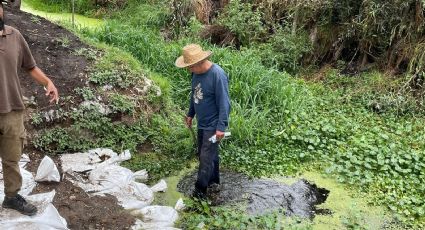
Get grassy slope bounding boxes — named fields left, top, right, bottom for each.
left=23, top=0, right=425, bottom=228
left=86, top=2, right=424, bottom=227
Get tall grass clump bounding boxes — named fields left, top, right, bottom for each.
left=28, top=0, right=425, bottom=226
left=81, top=1, right=312, bottom=174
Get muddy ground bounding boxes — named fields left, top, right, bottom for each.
left=178, top=169, right=330, bottom=218
left=4, top=6, right=135, bottom=229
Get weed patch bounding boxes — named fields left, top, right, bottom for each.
left=26, top=0, right=425, bottom=227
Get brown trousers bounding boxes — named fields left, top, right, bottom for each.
left=0, top=111, right=25, bottom=197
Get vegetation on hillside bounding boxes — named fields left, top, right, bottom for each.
left=172, top=0, right=425, bottom=75
left=32, top=43, right=194, bottom=182
left=25, top=0, right=128, bottom=16
left=26, top=0, right=425, bottom=228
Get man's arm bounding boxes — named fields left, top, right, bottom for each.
left=28, top=67, right=59, bottom=103
left=186, top=88, right=196, bottom=128
left=17, top=28, right=59, bottom=104
left=215, top=73, right=230, bottom=141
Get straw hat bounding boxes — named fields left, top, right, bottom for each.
left=175, top=44, right=212, bottom=68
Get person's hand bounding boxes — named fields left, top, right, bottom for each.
left=45, top=81, right=59, bottom=104
left=185, top=116, right=193, bottom=128
left=215, top=130, right=225, bottom=142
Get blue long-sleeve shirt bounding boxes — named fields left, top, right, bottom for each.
left=187, top=64, right=230, bottom=132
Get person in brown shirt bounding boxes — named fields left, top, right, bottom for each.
left=0, top=3, right=59, bottom=216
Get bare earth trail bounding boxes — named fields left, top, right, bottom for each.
left=3, top=7, right=135, bottom=229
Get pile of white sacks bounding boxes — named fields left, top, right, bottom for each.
left=0, top=148, right=185, bottom=230
left=0, top=155, right=67, bottom=229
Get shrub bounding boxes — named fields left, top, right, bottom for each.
left=255, top=27, right=312, bottom=74
left=217, top=0, right=267, bottom=46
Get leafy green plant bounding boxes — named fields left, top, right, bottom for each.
left=341, top=205, right=368, bottom=230
left=34, top=104, right=148, bottom=154
left=79, top=2, right=425, bottom=226
left=26, top=0, right=425, bottom=226
left=122, top=113, right=194, bottom=181
left=75, top=87, right=96, bottom=101
left=178, top=198, right=314, bottom=229
left=33, top=127, right=91, bottom=153
left=74, top=47, right=99, bottom=61
left=56, top=35, right=71, bottom=48
left=217, top=0, right=267, bottom=46
left=108, top=93, right=136, bottom=114
left=30, top=16, right=41, bottom=24
left=88, top=47, right=145, bottom=88
left=30, top=112, right=44, bottom=126
left=255, top=27, right=312, bottom=74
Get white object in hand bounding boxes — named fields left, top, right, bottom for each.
left=209, top=132, right=231, bottom=143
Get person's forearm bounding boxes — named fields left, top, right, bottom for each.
left=215, top=76, right=230, bottom=132
left=188, top=93, right=196, bottom=118
left=217, top=108, right=229, bottom=132
left=28, top=67, right=52, bottom=86
left=28, top=66, right=59, bottom=103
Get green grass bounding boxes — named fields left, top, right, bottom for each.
left=23, top=0, right=68, bottom=13
left=79, top=2, right=425, bottom=227
left=25, top=0, right=425, bottom=228
left=21, top=0, right=103, bottom=29
left=32, top=43, right=194, bottom=182
left=23, top=0, right=98, bottom=16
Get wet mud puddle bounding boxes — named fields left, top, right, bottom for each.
left=177, top=170, right=330, bottom=219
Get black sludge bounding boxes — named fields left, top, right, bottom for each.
left=177, top=170, right=330, bottom=219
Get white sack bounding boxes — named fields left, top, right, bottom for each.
left=61, top=152, right=96, bottom=173
left=61, top=148, right=131, bottom=173
left=0, top=168, right=36, bottom=198
left=133, top=170, right=148, bottom=182
left=88, top=165, right=155, bottom=207
left=136, top=206, right=178, bottom=224
left=151, top=179, right=167, bottom=192
left=63, top=151, right=154, bottom=210
left=115, top=182, right=154, bottom=210
left=131, top=219, right=181, bottom=230
left=174, top=198, right=185, bottom=211
left=35, top=156, right=60, bottom=182
left=0, top=204, right=68, bottom=230
left=0, top=191, right=68, bottom=230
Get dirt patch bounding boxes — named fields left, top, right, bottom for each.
left=3, top=6, right=136, bottom=229
left=32, top=177, right=135, bottom=230
left=201, top=25, right=240, bottom=49
left=5, top=9, right=89, bottom=105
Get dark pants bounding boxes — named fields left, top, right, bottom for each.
left=195, top=129, right=220, bottom=194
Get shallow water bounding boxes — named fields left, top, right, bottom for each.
left=21, top=1, right=103, bottom=29
left=20, top=2, right=400, bottom=227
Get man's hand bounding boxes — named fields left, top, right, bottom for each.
left=185, top=116, right=193, bottom=128
left=45, top=81, right=59, bottom=104
left=28, top=67, right=59, bottom=104
left=215, top=130, right=225, bottom=142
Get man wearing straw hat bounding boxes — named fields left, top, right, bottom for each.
left=1, top=2, right=59, bottom=216
left=176, top=44, right=230, bottom=199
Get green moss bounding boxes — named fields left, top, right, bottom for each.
left=22, top=1, right=103, bottom=29
left=152, top=162, right=197, bottom=207
left=148, top=72, right=171, bottom=99
left=23, top=0, right=425, bottom=227
left=275, top=171, right=403, bottom=230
